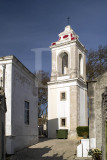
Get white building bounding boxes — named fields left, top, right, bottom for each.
left=48, top=25, right=88, bottom=139
left=0, top=56, right=38, bottom=154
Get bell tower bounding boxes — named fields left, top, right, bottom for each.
left=48, top=25, right=88, bottom=139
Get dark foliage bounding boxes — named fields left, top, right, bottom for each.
left=86, top=45, right=107, bottom=80
left=35, top=70, right=50, bottom=117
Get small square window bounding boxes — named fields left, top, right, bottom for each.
left=61, top=118, right=66, bottom=127
left=60, top=92, right=66, bottom=100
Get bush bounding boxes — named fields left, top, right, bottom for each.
left=56, top=129, right=68, bottom=139
left=76, top=126, right=89, bottom=138
left=88, top=148, right=102, bottom=160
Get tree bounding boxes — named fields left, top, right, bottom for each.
left=35, top=70, right=50, bottom=118
left=86, top=45, right=107, bottom=81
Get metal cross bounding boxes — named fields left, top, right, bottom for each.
left=67, top=17, right=70, bottom=25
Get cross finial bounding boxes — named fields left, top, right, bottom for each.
left=67, top=16, right=70, bottom=25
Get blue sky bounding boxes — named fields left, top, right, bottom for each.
left=0, top=0, right=107, bottom=74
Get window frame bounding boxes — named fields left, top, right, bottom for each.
left=60, top=92, right=66, bottom=101
left=60, top=118, right=66, bottom=127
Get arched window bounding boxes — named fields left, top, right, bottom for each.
left=79, top=54, right=83, bottom=76
left=62, top=53, right=68, bottom=75
left=57, top=52, right=68, bottom=76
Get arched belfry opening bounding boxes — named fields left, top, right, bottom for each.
left=57, top=52, right=68, bottom=76
left=79, top=54, right=83, bottom=76
left=62, top=53, right=68, bottom=75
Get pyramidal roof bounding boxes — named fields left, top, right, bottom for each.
left=50, top=25, right=85, bottom=50
left=59, top=25, right=77, bottom=37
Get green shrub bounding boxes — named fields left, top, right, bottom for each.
left=56, top=129, right=68, bottom=139
left=76, top=126, right=89, bottom=138
left=88, top=148, right=102, bottom=160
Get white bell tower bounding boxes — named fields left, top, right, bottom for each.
left=48, top=25, right=88, bottom=139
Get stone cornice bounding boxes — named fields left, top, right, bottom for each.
left=48, top=78, right=87, bottom=90
left=50, top=40, right=86, bottom=53
left=0, top=55, right=36, bottom=80
left=48, top=77, right=86, bottom=85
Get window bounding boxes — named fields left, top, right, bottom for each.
left=57, top=52, right=68, bottom=76
left=60, top=92, right=66, bottom=100
left=79, top=54, right=83, bottom=76
left=61, top=118, right=66, bottom=127
left=62, top=53, right=68, bottom=75
left=24, top=101, right=29, bottom=125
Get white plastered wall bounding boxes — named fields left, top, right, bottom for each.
left=0, top=57, right=38, bottom=154
left=79, top=87, right=87, bottom=126
left=0, top=61, right=13, bottom=136
left=57, top=86, right=70, bottom=130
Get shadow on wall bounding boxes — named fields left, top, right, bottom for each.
left=48, top=118, right=58, bottom=138
left=10, top=146, right=64, bottom=160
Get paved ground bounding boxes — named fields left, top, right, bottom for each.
left=10, top=138, right=79, bottom=160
